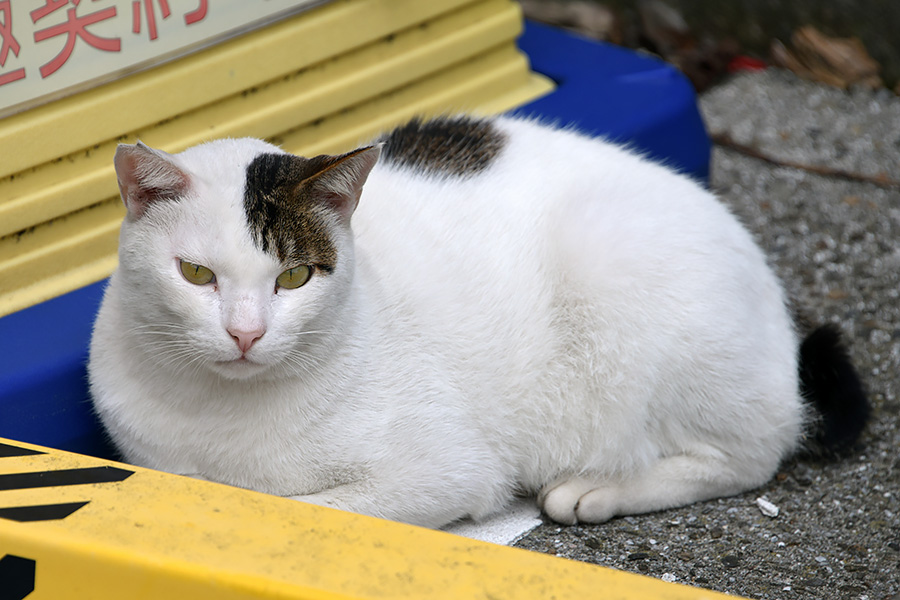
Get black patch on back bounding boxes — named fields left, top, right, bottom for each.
left=798, top=324, right=870, bottom=454
left=378, top=116, right=507, bottom=177
left=243, top=153, right=341, bottom=271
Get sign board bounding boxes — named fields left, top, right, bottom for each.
left=0, top=0, right=327, bottom=118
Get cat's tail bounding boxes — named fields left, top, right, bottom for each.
left=798, top=324, right=870, bottom=455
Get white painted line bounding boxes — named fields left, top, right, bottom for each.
left=442, top=497, right=543, bottom=545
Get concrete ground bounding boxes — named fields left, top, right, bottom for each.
left=505, top=69, right=899, bottom=599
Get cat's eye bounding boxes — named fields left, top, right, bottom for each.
left=179, top=259, right=216, bottom=286
left=276, top=265, right=312, bottom=290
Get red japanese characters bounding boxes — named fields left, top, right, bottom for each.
left=0, top=0, right=208, bottom=88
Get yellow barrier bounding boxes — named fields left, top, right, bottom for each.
left=0, top=438, right=738, bottom=599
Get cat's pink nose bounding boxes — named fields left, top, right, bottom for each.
left=228, top=327, right=265, bottom=354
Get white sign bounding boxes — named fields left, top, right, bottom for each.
left=0, top=0, right=326, bottom=118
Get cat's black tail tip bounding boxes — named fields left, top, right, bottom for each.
left=799, top=324, right=870, bottom=455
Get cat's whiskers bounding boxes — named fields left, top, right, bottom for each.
left=125, top=327, right=217, bottom=377
left=131, top=325, right=331, bottom=377
left=180, top=352, right=212, bottom=381
left=126, top=322, right=184, bottom=334
left=135, top=345, right=204, bottom=377
left=127, top=326, right=188, bottom=349
left=279, top=350, right=321, bottom=379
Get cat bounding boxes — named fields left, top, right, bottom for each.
left=88, top=115, right=869, bottom=528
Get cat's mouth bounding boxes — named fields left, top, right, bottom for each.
left=210, top=355, right=269, bottom=379
left=218, top=356, right=256, bottom=366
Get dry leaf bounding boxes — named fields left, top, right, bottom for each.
left=771, top=26, right=882, bottom=89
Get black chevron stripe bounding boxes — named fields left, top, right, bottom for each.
left=0, top=443, right=44, bottom=458
left=0, top=501, right=90, bottom=522
left=0, top=466, right=134, bottom=491
left=0, top=444, right=135, bottom=523
left=0, top=554, right=35, bottom=599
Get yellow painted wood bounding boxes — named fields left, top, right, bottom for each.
left=0, top=202, right=122, bottom=316
left=0, top=0, right=481, bottom=180
left=0, top=437, right=740, bottom=599
left=281, top=46, right=555, bottom=155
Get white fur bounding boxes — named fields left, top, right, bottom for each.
left=89, top=117, right=806, bottom=528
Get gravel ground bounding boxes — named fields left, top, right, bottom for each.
left=513, top=69, right=900, bottom=599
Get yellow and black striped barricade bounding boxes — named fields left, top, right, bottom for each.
left=0, top=437, right=738, bottom=599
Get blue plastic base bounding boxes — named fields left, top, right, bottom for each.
left=0, top=22, right=710, bottom=459
left=0, top=280, right=117, bottom=458
left=514, top=21, right=710, bottom=180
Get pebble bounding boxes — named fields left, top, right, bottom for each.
left=584, top=538, right=603, bottom=550
left=627, top=552, right=650, bottom=561
left=721, top=555, right=741, bottom=568
left=755, top=497, right=780, bottom=518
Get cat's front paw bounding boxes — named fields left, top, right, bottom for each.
left=538, top=477, right=619, bottom=525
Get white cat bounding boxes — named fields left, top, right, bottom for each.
left=88, top=115, right=867, bottom=528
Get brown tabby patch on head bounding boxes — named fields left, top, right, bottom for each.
left=243, top=153, right=343, bottom=272
left=378, top=116, right=507, bottom=177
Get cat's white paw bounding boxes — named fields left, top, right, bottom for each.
left=573, top=486, right=619, bottom=523
left=538, top=477, right=619, bottom=525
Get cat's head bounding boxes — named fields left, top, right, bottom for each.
left=112, top=138, right=380, bottom=381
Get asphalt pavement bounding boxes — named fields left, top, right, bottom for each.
left=509, top=69, right=899, bottom=600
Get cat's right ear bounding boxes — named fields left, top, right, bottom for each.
left=114, top=142, right=190, bottom=220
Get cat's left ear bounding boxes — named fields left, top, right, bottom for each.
left=114, top=141, right=190, bottom=220
left=305, top=145, right=381, bottom=223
